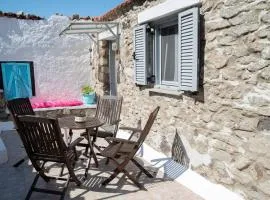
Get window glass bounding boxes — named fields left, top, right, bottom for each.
left=160, top=25, right=178, bottom=83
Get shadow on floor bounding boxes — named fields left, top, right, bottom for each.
left=0, top=129, right=203, bottom=200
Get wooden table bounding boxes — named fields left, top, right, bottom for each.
left=58, top=116, right=104, bottom=176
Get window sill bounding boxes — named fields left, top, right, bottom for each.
left=148, top=88, right=183, bottom=97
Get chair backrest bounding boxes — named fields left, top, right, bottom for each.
left=7, top=98, right=35, bottom=127
left=95, top=95, right=123, bottom=125
left=16, top=115, right=67, bottom=162
left=137, top=106, right=160, bottom=149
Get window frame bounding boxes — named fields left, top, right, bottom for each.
left=134, top=6, right=200, bottom=92
left=154, top=19, right=180, bottom=90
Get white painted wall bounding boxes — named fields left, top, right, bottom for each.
left=0, top=15, right=91, bottom=101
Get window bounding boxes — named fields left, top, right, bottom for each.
left=134, top=7, right=200, bottom=92
left=160, top=24, right=178, bottom=87
left=0, top=61, right=35, bottom=100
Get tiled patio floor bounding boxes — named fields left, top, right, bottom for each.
left=0, top=129, right=203, bottom=200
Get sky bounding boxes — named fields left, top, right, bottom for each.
left=0, top=0, right=124, bottom=18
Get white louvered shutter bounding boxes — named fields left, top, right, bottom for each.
left=178, top=7, right=199, bottom=91
left=133, top=24, right=147, bottom=85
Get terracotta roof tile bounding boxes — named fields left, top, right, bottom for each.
left=93, top=0, right=148, bottom=21
left=0, top=11, right=44, bottom=20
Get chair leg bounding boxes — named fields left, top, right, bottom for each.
left=121, top=168, right=145, bottom=189
left=102, top=158, right=127, bottom=186
left=73, top=147, right=78, bottom=161
left=13, top=155, right=28, bottom=167
left=131, top=158, right=154, bottom=178
left=102, top=158, right=146, bottom=189
left=31, top=161, right=50, bottom=182
left=105, top=158, right=110, bottom=165
left=83, top=146, right=89, bottom=156
left=25, top=173, right=40, bottom=200
left=66, top=163, right=81, bottom=186
left=87, top=132, right=99, bottom=168
left=60, top=175, right=70, bottom=200
left=68, top=129, right=73, bottom=145
left=102, top=167, right=121, bottom=186
left=13, top=158, right=25, bottom=167
left=59, top=164, right=65, bottom=177
left=26, top=172, right=72, bottom=200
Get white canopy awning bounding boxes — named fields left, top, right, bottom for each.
left=60, top=21, right=119, bottom=46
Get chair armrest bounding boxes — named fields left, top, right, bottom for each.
left=105, top=137, right=137, bottom=144
left=119, top=126, right=142, bottom=133
left=68, top=137, right=84, bottom=149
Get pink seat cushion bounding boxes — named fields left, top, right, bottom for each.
left=30, top=98, right=83, bottom=109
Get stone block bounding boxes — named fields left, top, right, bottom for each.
left=206, top=121, right=221, bottom=131
left=209, top=139, right=241, bottom=154
left=238, top=55, right=258, bottom=65
left=245, top=187, right=270, bottom=200
left=257, top=117, right=270, bottom=131
left=245, top=92, right=270, bottom=107
left=201, top=0, right=215, bottom=12
left=246, top=60, right=270, bottom=72
left=257, top=180, right=270, bottom=195
left=99, top=57, right=108, bottom=66
left=249, top=137, right=270, bottom=154
left=257, top=27, right=270, bottom=38
left=235, top=117, right=259, bottom=132
left=261, top=46, right=270, bottom=60
left=99, top=40, right=108, bottom=48
left=217, top=35, right=237, bottom=45
left=257, top=157, right=270, bottom=170
left=208, top=102, right=221, bottom=112
left=231, top=24, right=259, bottom=36
left=229, top=167, right=254, bottom=184
left=201, top=112, right=212, bottom=123
left=248, top=41, right=269, bottom=53
left=205, top=19, right=231, bottom=32
left=261, top=12, right=270, bottom=24
left=204, top=68, right=220, bottom=80
left=220, top=7, right=243, bottom=19
left=212, top=133, right=243, bottom=147
left=100, top=66, right=109, bottom=74
left=99, top=48, right=108, bottom=57
left=233, top=156, right=252, bottom=171
left=224, top=0, right=246, bottom=6
left=229, top=10, right=260, bottom=26
left=209, top=149, right=232, bottom=162
left=205, top=50, right=229, bottom=69
left=248, top=163, right=264, bottom=181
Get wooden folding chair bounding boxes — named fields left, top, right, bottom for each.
left=7, top=97, right=35, bottom=167
left=92, top=95, right=123, bottom=138
left=16, top=115, right=83, bottom=200
left=100, top=106, right=160, bottom=189
left=81, top=95, right=123, bottom=152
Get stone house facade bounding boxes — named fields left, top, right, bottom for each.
left=91, top=0, right=270, bottom=199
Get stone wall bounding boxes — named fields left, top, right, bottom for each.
left=92, top=0, right=270, bottom=199
left=95, top=40, right=110, bottom=94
